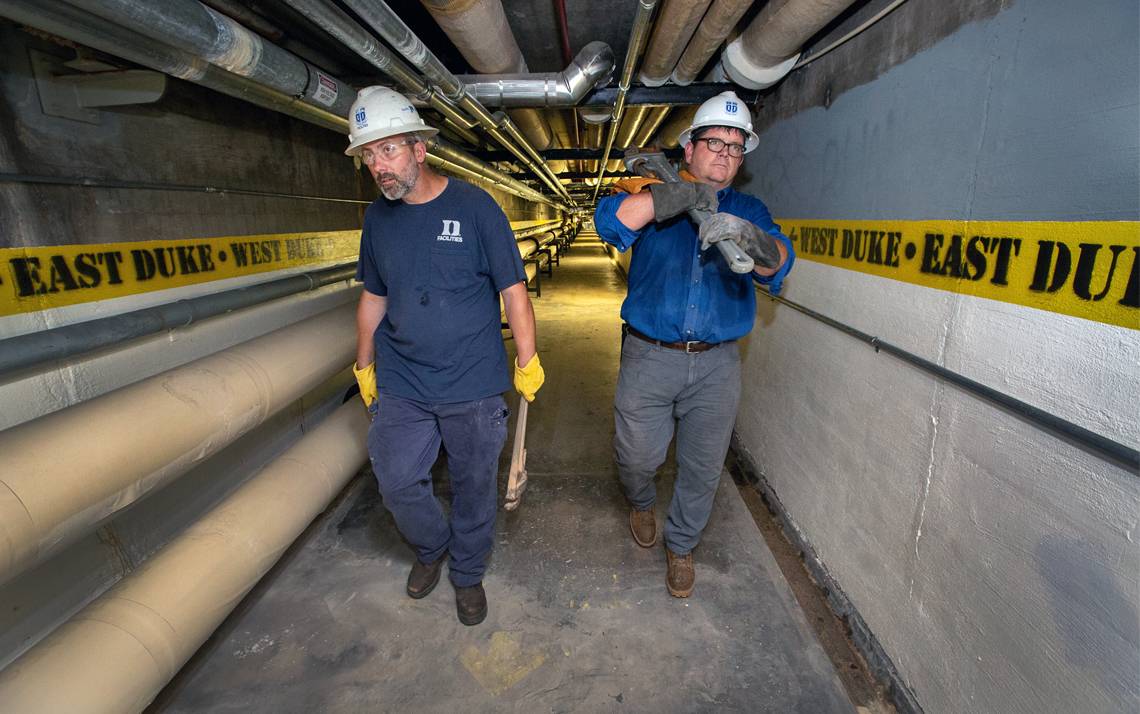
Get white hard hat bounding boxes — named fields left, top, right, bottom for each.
left=677, top=91, right=759, bottom=154
left=345, top=86, right=438, bottom=157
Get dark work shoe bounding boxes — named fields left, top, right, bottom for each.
left=666, top=547, right=694, bottom=598
left=455, top=583, right=488, bottom=626
left=629, top=508, right=657, bottom=548
left=406, top=552, right=446, bottom=599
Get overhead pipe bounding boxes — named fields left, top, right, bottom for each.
left=455, top=41, right=615, bottom=107
left=425, top=136, right=555, bottom=207
left=0, top=0, right=348, bottom=132
left=653, top=104, right=697, bottom=147
left=0, top=403, right=369, bottom=713
left=671, top=0, right=755, bottom=86
left=272, top=0, right=484, bottom=147
left=591, top=0, right=660, bottom=202
left=639, top=0, right=713, bottom=87
left=419, top=0, right=554, bottom=150
left=0, top=302, right=357, bottom=588
left=716, top=0, right=859, bottom=89
left=338, top=0, right=574, bottom=207
left=632, top=105, right=672, bottom=146
left=63, top=0, right=357, bottom=119
left=605, top=105, right=651, bottom=171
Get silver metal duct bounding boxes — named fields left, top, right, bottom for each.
left=456, top=41, right=615, bottom=107
left=591, top=0, right=660, bottom=201
left=63, top=0, right=357, bottom=118
left=0, top=0, right=347, bottom=131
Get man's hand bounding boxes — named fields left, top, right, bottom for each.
left=514, top=354, right=545, bottom=402
left=647, top=182, right=718, bottom=222
left=698, top=213, right=781, bottom=269
left=352, top=361, right=378, bottom=410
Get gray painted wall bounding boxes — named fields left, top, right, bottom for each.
left=736, top=2, right=1138, bottom=713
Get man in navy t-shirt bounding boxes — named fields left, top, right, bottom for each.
left=346, top=87, right=545, bottom=626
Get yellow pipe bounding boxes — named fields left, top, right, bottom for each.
left=0, top=301, right=357, bottom=587
left=0, top=402, right=368, bottom=713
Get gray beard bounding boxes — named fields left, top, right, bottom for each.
left=376, top=166, right=418, bottom=200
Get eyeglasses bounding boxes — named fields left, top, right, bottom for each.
left=696, top=137, right=746, bottom=158
left=360, top=138, right=417, bottom=164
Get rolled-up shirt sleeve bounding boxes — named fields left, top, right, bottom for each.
left=594, top=194, right=641, bottom=252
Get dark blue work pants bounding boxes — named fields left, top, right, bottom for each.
left=367, top=392, right=509, bottom=587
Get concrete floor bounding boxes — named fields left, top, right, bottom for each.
left=151, top=235, right=854, bottom=713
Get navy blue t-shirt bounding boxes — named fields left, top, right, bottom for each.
left=356, top=179, right=527, bottom=403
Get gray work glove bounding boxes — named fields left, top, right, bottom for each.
left=699, top=212, right=782, bottom=269
left=647, top=182, right=718, bottom=222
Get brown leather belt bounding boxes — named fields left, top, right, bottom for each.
left=626, top=325, right=725, bottom=353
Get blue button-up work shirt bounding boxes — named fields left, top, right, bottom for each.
left=594, top=187, right=795, bottom=344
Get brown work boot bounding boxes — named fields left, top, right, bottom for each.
left=455, top=583, right=488, bottom=626
left=665, top=547, right=694, bottom=598
left=406, top=552, right=446, bottom=599
left=629, top=507, right=657, bottom=547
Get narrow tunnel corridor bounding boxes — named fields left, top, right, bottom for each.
left=149, top=235, right=854, bottom=712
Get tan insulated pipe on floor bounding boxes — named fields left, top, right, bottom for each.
left=0, top=402, right=369, bottom=713
left=0, top=301, right=357, bottom=588
left=671, top=0, right=755, bottom=86
left=719, top=0, right=858, bottom=88
left=638, top=0, right=713, bottom=86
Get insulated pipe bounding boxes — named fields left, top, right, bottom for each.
left=0, top=263, right=358, bottom=379
left=0, top=0, right=347, bottom=132
left=591, top=0, right=659, bottom=202
left=418, top=0, right=553, bottom=149
left=340, top=0, right=574, bottom=206
left=671, top=0, right=754, bottom=86
left=0, top=303, right=357, bottom=587
left=456, top=42, right=616, bottom=107
left=271, top=0, right=483, bottom=146
left=63, top=0, right=357, bottom=118
left=718, top=0, right=858, bottom=89
left=0, top=403, right=369, bottom=713
left=632, top=105, right=672, bottom=146
left=421, top=0, right=526, bottom=74
left=638, top=0, right=713, bottom=87
left=653, top=104, right=696, bottom=147
left=605, top=105, right=650, bottom=171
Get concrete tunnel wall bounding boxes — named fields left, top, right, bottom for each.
left=734, top=2, right=1139, bottom=713
left=0, top=23, right=552, bottom=667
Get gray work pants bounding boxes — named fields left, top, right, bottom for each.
left=613, top=334, right=742, bottom=555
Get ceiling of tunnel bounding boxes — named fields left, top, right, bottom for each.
left=1, top=0, right=899, bottom=202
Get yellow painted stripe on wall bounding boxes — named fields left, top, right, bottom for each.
left=779, top=220, right=1140, bottom=330
left=0, top=230, right=361, bottom=316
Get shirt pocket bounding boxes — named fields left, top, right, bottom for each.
left=429, top=247, right=479, bottom=290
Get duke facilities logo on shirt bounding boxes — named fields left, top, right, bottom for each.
left=437, top=220, right=463, bottom=243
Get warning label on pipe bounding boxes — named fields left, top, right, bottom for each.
left=0, top=230, right=361, bottom=316
left=780, top=219, right=1139, bottom=330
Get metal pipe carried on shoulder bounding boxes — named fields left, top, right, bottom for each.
left=622, top=148, right=755, bottom=274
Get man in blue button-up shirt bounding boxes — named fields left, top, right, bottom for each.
left=594, top=91, right=794, bottom=598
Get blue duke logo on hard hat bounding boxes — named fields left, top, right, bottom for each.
left=354, top=106, right=367, bottom=129
left=725, top=100, right=738, bottom=114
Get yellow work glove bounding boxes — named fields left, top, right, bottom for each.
left=352, top=361, right=378, bottom=409
left=513, top=354, right=545, bottom=402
